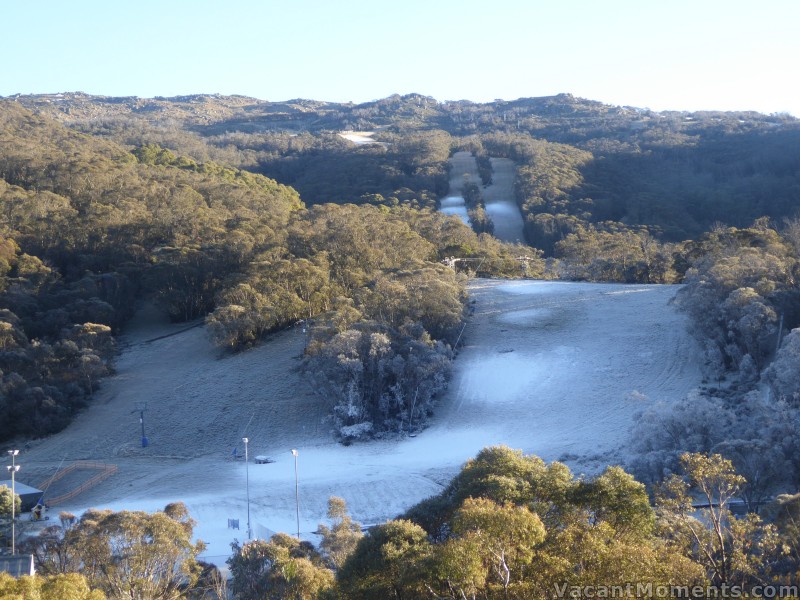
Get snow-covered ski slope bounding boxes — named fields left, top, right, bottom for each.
left=19, top=280, right=702, bottom=564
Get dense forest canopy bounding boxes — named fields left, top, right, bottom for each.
left=10, top=92, right=799, bottom=240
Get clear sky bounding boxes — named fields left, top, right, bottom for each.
left=3, top=0, right=798, bottom=115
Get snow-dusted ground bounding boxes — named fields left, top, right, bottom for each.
left=338, top=131, right=384, bottom=145
left=439, top=196, right=470, bottom=224
left=439, top=151, right=525, bottom=244
left=439, top=151, right=482, bottom=226
left=17, top=280, right=702, bottom=566
left=483, top=157, right=525, bottom=243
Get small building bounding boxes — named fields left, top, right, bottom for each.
left=0, top=481, right=44, bottom=512
left=0, top=555, right=35, bottom=577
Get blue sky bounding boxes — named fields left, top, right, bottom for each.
left=3, top=0, right=798, bottom=115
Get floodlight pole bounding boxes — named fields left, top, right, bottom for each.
left=243, top=437, right=251, bottom=540
left=140, top=409, right=146, bottom=445
left=132, top=405, right=148, bottom=447
left=291, top=449, right=299, bottom=539
left=6, top=449, right=20, bottom=555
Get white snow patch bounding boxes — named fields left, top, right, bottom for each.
left=439, top=196, right=468, bottom=209
left=484, top=202, right=521, bottom=220
left=338, top=131, right=384, bottom=145
left=439, top=196, right=470, bottom=224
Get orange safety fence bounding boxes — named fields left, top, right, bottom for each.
left=37, top=462, right=118, bottom=506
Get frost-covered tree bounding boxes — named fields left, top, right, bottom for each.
left=721, top=287, right=777, bottom=368
left=632, top=386, right=800, bottom=494
left=655, top=453, right=780, bottom=587
left=676, top=224, right=794, bottom=374
left=764, top=328, right=800, bottom=403
left=306, top=322, right=452, bottom=440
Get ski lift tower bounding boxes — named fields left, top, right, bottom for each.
left=132, top=404, right=148, bottom=448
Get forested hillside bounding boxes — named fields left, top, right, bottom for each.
left=13, top=92, right=800, bottom=284
left=3, top=90, right=800, bottom=457
left=13, top=92, right=800, bottom=238
left=0, top=100, right=537, bottom=442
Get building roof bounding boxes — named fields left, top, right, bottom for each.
left=0, top=555, right=35, bottom=577
left=0, top=481, right=43, bottom=496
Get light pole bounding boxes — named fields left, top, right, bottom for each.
left=6, top=449, right=20, bottom=555
left=139, top=407, right=148, bottom=448
left=131, top=405, right=148, bottom=448
left=243, top=437, right=251, bottom=540
left=291, top=449, right=299, bottom=539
